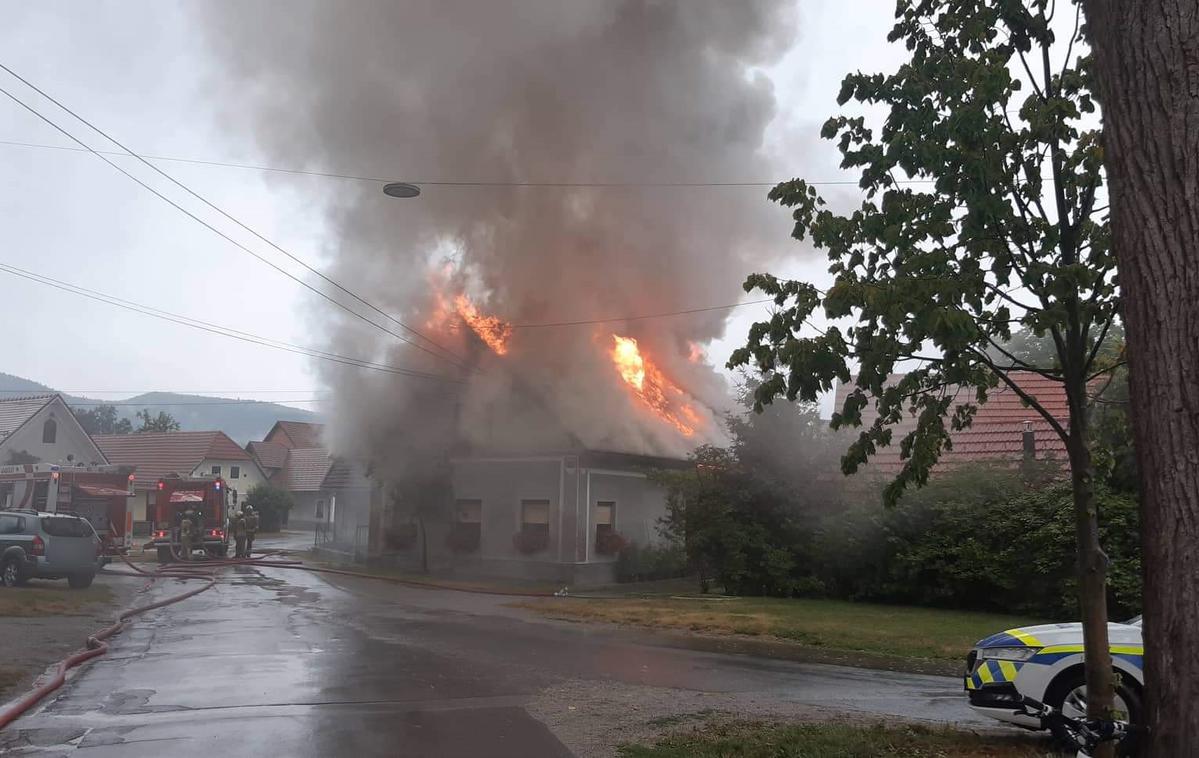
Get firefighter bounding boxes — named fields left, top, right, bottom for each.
left=244, top=505, right=259, bottom=556
left=231, top=509, right=248, bottom=558
left=179, top=510, right=197, bottom=561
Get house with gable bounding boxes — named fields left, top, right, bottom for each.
left=0, top=394, right=107, bottom=467
left=247, top=421, right=331, bottom=529
left=94, top=431, right=266, bottom=522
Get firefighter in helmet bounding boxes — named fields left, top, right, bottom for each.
left=244, top=505, right=260, bottom=556
left=231, top=509, right=249, bottom=558
left=179, top=508, right=198, bottom=561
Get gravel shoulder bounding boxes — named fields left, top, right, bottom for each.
left=0, top=572, right=143, bottom=705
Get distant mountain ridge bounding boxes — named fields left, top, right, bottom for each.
left=0, top=372, right=321, bottom=444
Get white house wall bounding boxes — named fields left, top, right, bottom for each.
left=191, top=458, right=268, bottom=502
left=583, top=470, right=667, bottom=562
left=449, top=458, right=671, bottom=567
left=451, top=458, right=565, bottom=562
left=0, top=398, right=105, bottom=466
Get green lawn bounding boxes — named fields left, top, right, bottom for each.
left=518, top=595, right=1039, bottom=665
left=0, top=583, right=114, bottom=617
left=620, top=722, right=1061, bottom=758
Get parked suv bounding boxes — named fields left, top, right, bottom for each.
left=0, top=510, right=101, bottom=589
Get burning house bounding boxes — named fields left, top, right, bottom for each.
left=195, top=2, right=800, bottom=582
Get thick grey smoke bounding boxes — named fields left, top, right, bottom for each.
left=195, top=0, right=798, bottom=475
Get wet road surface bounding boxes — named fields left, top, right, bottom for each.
left=1, top=541, right=989, bottom=757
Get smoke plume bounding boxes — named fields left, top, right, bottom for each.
left=195, top=0, right=799, bottom=476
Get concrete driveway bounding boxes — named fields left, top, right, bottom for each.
left=0, top=554, right=994, bottom=757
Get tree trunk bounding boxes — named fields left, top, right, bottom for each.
left=1066, top=410, right=1116, bottom=758
left=1082, top=2, right=1199, bottom=755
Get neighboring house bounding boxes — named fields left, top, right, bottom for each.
left=367, top=449, right=686, bottom=585
left=274, top=448, right=332, bottom=529
left=94, top=431, right=267, bottom=522
left=317, top=458, right=375, bottom=556
left=247, top=421, right=331, bottom=529
left=0, top=394, right=107, bottom=467
left=262, top=420, right=325, bottom=450
left=832, top=371, right=1071, bottom=473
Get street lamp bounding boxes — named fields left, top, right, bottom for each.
left=382, top=182, right=421, bottom=199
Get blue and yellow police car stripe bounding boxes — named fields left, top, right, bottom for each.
left=966, top=659, right=1025, bottom=690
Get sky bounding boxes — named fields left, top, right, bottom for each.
left=0, top=1, right=904, bottom=416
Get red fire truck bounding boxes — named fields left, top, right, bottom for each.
left=145, top=475, right=231, bottom=562
left=0, top=463, right=135, bottom=555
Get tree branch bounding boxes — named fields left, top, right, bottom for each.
left=971, top=347, right=1070, bottom=442
left=1083, top=312, right=1116, bottom=374
left=984, top=335, right=1064, bottom=378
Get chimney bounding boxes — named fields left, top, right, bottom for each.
left=1022, top=420, right=1036, bottom=461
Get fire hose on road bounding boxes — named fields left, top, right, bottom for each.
left=0, top=548, right=560, bottom=732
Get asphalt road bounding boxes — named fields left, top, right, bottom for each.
left=1, top=535, right=991, bottom=757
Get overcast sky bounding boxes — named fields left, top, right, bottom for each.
left=0, top=1, right=903, bottom=414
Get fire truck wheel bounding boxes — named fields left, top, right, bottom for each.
left=68, top=572, right=95, bottom=589
left=156, top=546, right=173, bottom=564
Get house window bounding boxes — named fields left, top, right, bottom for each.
left=315, top=499, right=326, bottom=520
left=211, top=465, right=221, bottom=476
left=230, top=466, right=240, bottom=479
left=42, top=418, right=57, bottom=444
left=520, top=499, right=550, bottom=536
left=595, top=501, right=615, bottom=547
left=456, top=499, right=482, bottom=524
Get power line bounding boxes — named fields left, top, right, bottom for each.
left=0, top=262, right=461, bottom=384
left=0, top=138, right=821, bottom=187
left=0, top=389, right=322, bottom=394
left=70, top=398, right=325, bottom=406
left=506, top=298, right=776, bottom=328
left=0, top=66, right=467, bottom=369
left=0, top=67, right=469, bottom=373
left=0, top=136, right=1114, bottom=193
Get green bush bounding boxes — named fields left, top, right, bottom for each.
left=243, top=484, right=295, bottom=533
left=813, top=466, right=1141, bottom=619
left=615, top=541, right=689, bottom=583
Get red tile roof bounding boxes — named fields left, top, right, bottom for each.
left=275, top=447, right=332, bottom=492
left=265, top=421, right=325, bottom=450
left=94, top=431, right=252, bottom=489
left=834, top=372, right=1069, bottom=472
left=322, top=458, right=372, bottom=490
left=247, top=440, right=288, bottom=471
left=0, top=395, right=55, bottom=439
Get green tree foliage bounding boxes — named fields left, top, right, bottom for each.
left=136, top=409, right=181, bottom=433
left=816, top=465, right=1140, bottom=619
left=244, top=484, right=295, bottom=532
left=727, top=0, right=1123, bottom=725
left=653, top=387, right=841, bottom=596
left=73, top=405, right=133, bottom=436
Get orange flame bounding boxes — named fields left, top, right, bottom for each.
left=611, top=335, right=699, bottom=437
left=455, top=294, right=512, bottom=355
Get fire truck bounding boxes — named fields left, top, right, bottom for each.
left=145, top=475, right=231, bottom=562
left=0, top=463, right=135, bottom=555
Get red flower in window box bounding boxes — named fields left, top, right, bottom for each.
left=595, top=531, right=628, bottom=556
left=513, top=528, right=549, bottom=554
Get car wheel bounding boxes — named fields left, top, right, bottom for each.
left=156, top=546, right=173, bottom=564
left=1046, top=670, right=1142, bottom=756
left=1, top=558, right=22, bottom=587
left=67, top=572, right=95, bottom=589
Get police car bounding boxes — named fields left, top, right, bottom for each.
left=965, top=617, right=1143, bottom=744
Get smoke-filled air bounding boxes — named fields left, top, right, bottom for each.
left=195, top=0, right=799, bottom=479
